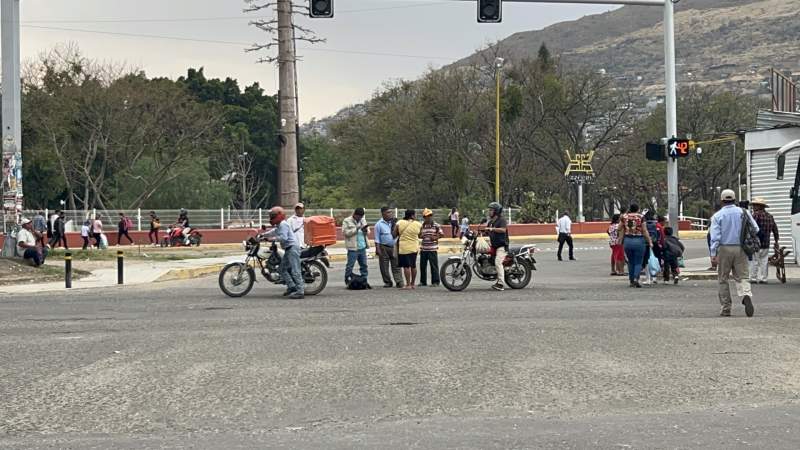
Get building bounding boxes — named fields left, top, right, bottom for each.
left=745, top=110, right=800, bottom=264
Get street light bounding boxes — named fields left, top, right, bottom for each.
left=494, top=57, right=505, bottom=203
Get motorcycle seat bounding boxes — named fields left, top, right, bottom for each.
left=508, top=246, right=523, bottom=256
left=300, top=246, right=324, bottom=259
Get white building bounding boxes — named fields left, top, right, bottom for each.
left=745, top=110, right=800, bottom=264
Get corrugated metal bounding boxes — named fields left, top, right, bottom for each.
left=749, top=148, right=799, bottom=264
left=757, top=110, right=800, bottom=129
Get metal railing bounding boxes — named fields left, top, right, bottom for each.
left=679, top=215, right=709, bottom=231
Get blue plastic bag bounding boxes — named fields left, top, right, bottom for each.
left=648, top=250, right=661, bottom=277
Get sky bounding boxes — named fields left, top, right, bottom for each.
left=13, top=0, right=616, bottom=122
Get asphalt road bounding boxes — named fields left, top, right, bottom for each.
left=2, top=239, right=800, bottom=449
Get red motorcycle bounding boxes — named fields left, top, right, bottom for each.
left=161, top=224, right=202, bottom=247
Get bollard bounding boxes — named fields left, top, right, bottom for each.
left=65, top=252, right=72, bottom=289
left=117, top=250, right=124, bottom=285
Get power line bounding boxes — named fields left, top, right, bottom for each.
left=21, top=1, right=453, bottom=24
left=22, top=25, right=457, bottom=61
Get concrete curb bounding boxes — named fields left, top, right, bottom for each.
left=155, top=263, right=227, bottom=282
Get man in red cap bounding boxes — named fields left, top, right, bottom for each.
left=269, top=206, right=304, bottom=299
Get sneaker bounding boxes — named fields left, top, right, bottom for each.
left=634, top=281, right=642, bottom=288
left=492, top=283, right=505, bottom=291
left=673, top=278, right=679, bottom=285
left=431, top=283, right=440, bottom=288
left=383, top=284, right=393, bottom=288
left=720, top=311, right=731, bottom=317
left=742, top=295, right=754, bottom=317
left=288, top=292, right=305, bottom=299
left=569, top=257, right=577, bottom=261
left=283, top=288, right=295, bottom=297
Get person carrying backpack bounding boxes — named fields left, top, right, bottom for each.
left=118, top=213, right=134, bottom=246
left=662, top=226, right=684, bottom=284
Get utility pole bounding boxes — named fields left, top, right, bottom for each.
left=663, top=0, right=679, bottom=236
left=1, top=0, right=22, bottom=224
left=277, top=0, right=300, bottom=207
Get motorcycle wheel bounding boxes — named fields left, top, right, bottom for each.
left=505, top=261, right=532, bottom=289
left=440, top=259, right=472, bottom=292
left=219, top=262, right=255, bottom=298
left=303, top=260, right=328, bottom=296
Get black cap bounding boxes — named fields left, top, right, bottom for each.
left=354, top=207, right=365, bottom=216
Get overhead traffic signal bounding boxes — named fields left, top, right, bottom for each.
left=309, top=0, right=333, bottom=18
left=478, top=0, right=502, bottom=23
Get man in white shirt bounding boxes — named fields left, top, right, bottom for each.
left=287, top=202, right=306, bottom=248
left=556, top=211, right=575, bottom=261
left=16, top=218, right=47, bottom=266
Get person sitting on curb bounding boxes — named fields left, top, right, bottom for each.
left=17, top=218, right=48, bottom=267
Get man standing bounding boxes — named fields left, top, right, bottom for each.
left=486, top=202, right=509, bottom=291
left=148, top=211, right=161, bottom=246
left=418, top=208, right=444, bottom=287
left=557, top=211, right=575, bottom=261
left=269, top=206, right=304, bottom=299
left=749, top=197, right=779, bottom=284
left=16, top=218, right=48, bottom=267
left=374, top=207, right=403, bottom=288
left=33, top=210, right=47, bottom=247
left=710, top=189, right=759, bottom=317
left=342, top=208, right=369, bottom=286
left=287, top=203, right=306, bottom=248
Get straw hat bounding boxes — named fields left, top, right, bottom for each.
left=750, top=197, right=769, bottom=207
left=422, top=208, right=433, bottom=217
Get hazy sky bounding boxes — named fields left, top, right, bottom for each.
left=15, top=0, right=615, bottom=122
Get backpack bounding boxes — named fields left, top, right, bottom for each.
left=740, top=208, right=760, bottom=257
left=346, top=274, right=371, bottom=290
left=124, top=217, right=134, bottom=230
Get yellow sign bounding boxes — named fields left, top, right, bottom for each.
left=564, top=150, right=595, bottom=176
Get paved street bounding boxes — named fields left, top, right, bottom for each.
left=2, top=239, right=800, bottom=449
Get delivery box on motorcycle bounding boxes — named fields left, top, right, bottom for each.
left=305, top=216, right=337, bottom=247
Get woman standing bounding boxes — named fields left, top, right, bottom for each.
left=618, top=204, right=652, bottom=288
left=449, top=208, right=460, bottom=238
left=607, top=214, right=624, bottom=276
left=394, top=209, right=422, bottom=289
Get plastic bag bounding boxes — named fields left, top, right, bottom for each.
left=475, top=236, right=491, bottom=254
left=100, top=233, right=109, bottom=249
left=648, top=250, right=661, bottom=277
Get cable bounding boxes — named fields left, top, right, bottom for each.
left=22, top=25, right=456, bottom=61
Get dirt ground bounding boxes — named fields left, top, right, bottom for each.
left=0, top=258, right=89, bottom=286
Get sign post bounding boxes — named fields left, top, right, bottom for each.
left=565, top=151, right=595, bottom=223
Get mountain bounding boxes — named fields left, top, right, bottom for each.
left=454, top=0, right=799, bottom=98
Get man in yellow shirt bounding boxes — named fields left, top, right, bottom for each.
left=394, top=209, right=422, bottom=289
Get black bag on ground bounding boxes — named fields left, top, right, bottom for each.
left=347, top=274, right=371, bottom=290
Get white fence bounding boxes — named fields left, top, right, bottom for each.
left=14, top=207, right=521, bottom=232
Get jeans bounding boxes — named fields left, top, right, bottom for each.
left=280, top=246, right=304, bottom=294
left=557, top=233, right=574, bottom=259
left=378, top=244, right=402, bottom=287
left=23, top=247, right=48, bottom=266
left=81, top=236, right=90, bottom=250
left=663, top=254, right=679, bottom=281
left=623, top=236, right=646, bottom=282
left=419, top=250, right=440, bottom=285
left=345, top=249, right=368, bottom=283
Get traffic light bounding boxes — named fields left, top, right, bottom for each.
left=478, top=0, right=502, bottom=23
left=645, top=142, right=666, bottom=161
left=309, top=0, right=333, bottom=18
left=667, top=138, right=692, bottom=158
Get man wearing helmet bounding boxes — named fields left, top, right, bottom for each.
left=269, top=206, right=305, bottom=299
left=486, top=202, right=508, bottom=291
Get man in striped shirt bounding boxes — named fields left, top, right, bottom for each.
left=418, top=208, right=444, bottom=287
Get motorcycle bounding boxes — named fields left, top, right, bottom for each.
left=161, top=225, right=202, bottom=247
left=218, top=234, right=330, bottom=297
left=439, top=229, right=536, bottom=291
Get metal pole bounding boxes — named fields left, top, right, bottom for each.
left=259, top=208, right=263, bottom=226
left=731, top=141, right=736, bottom=190
left=220, top=208, right=224, bottom=230
left=65, top=252, right=72, bottom=289
left=137, top=208, right=142, bottom=232
left=495, top=68, right=501, bottom=203
left=117, top=250, right=124, bottom=285
left=1, top=0, right=22, bottom=221
left=664, top=0, right=679, bottom=237
left=577, top=182, right=584, bottom=223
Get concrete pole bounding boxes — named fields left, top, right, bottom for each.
left=577, top=182, right=584, bottom=223
left=663, top=0, right=679, bottom=237
left=1, top=0, right=22, bottom=221
left=277, top=0, right=300, bottom=207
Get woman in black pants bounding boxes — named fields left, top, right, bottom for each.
left=448, top=208, right=459, bottom=238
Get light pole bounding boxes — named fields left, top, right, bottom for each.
left=494, top=57, right=504, bottom=203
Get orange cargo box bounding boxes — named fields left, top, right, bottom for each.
left=305, top=216, right=337, bottom=247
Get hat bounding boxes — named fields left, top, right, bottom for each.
left=422, top=208, right=433, bottom=217
left=750, top=197, right=769, bottom=207
left=20, top=218, right=31, bottom=225
left=720, top=189, right=736, bottom=201
left=295, top=202, right=305, bottom=209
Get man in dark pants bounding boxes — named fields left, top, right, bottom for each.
left=48, top=210, right=69, bottom=250
left=374, top=207, right=403, bottom=288
left=556, top=211, right=575, bottom=261
left=418, top=208, right=444, bottom=287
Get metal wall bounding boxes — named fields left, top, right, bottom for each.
left=747, top=144, right=799, bottom=264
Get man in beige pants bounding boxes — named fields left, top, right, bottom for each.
left=709, top=189, right=760, bottom=317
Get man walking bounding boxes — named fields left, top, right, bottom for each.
left=374, top=206, right=403, bottom=288
left=49, top=210, right=69, bottom=250
left=268, top=206, right=304, bottom=299
left=710, top=189, right=759, bottom=317
left=749, top=197, right=779, bottom=284
left=557, top=211, right=575, bottom=261
left=117, top=212, right=134, bottom=246
left=33, top=210, right=47, bottom=247
left=486, top=202, right=509, bottom=291
left=342, top=207, right=369, bottom=286
left=419, top=208, right=444, bottom=287
left=287, top=203, right=306, bottom=248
